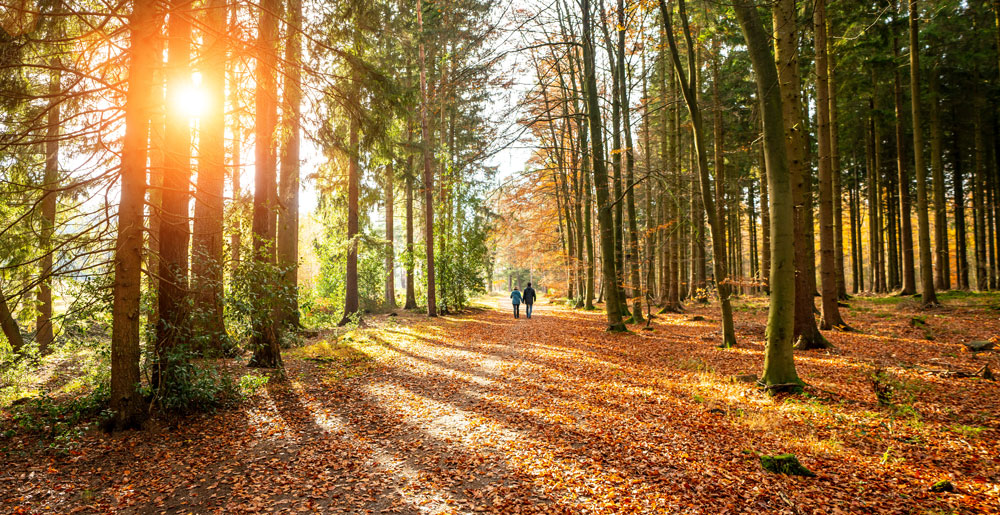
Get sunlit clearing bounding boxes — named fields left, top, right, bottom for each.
left=173, top=83, right=208, bottom=118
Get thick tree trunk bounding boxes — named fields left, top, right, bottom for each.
left=248, top=0, right=282, bottom=368
left=111, top=0, right=159, bottom=429
left=277, top=0, right=302, bottom=326
left=619, top=0, right=643, bottom=323
left=773, top=0, right=826, bottom=349
left=192, top=0, right=228, bottom=351
left=734, top=0, right=801, bottom=387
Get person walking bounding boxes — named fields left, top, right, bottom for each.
left=523, top=282, right=536, bottom=319
left=510, top=286, right=522, bottom=318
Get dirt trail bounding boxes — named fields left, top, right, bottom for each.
left=3, top=297, right=998, bottom=513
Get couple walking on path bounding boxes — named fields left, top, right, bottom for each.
left=510, top=283, right=536, bottom=319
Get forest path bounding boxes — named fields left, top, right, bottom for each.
left=5, top=296, right=999, bottom=513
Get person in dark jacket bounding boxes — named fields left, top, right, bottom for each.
left=522, top=283, right=536, bottom=319
left=510, top=286, right=522, bottom=318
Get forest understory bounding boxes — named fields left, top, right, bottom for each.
left=3, top=293, right=998, bottom=514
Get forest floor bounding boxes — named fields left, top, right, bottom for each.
left=2, top=292, right=1000, bottom=514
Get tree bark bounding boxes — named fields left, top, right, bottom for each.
left=929, top=63, right=949, bottom=290
left=192, top=0, right=228, bottom=350
left=734, top=0, right=801, bottom=387
left=278, top=0, right=302, bottom=326
left=815, top=0, right=847, bottom=330
left=418, top=0, right=437, bottom=317
left=385, top=161, right=397, bottom=309
left=156, top=0, right=194, bottom=371
left=659, top=0, right=736, bottom=347
left=908, top=0, right=937, bottom=305
left=894, top=34, right=916, bottom=295
left=773, top=0, right=827, bottom=349
left=111, top=0, right=159, bottom=429
left=582, top=0, right=625, bottom=330
left=248, top=0, right=282, bottom=368
left=37, top=60, right=60, bottom=355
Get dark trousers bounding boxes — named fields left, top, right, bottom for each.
left=513, top=303, right=520, bottom=318
left=525, top=303, right=533, bottom=318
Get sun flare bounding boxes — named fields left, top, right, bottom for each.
left=173, top=82, right=209, bottom=118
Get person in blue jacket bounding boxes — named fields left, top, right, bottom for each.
left=522, top=283, right=537, bottom=319
left=510, top=286, right=522, bottom=318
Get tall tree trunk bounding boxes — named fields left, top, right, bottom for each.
left=908, top=0, right=937, bottom=304
left=156, top=0, right=194, bottom=372
left=192, top=0, right=228, bottom=350
left=582, top=0, right=625, bottom=330
left=954, top=115, right=969, bottom=290
left=659, top=0, right=736, bottom=347
left=773, top=0, right=826, bottom=349
left=867, top=104, right=884, bottom=292
left=618, top=0, right=643, bottom=323
left=248, top=0, right=282, bottom=368
left=111, top=0, right=159, bottom=429
left=417, top=0, right=437, bottom=317
left=894, top=34, right=916, bottom=295
left=734, top=0, right=801, bottom=387
left=598, top=0, right=628, bottom=317
left=341, top=76, right=361, bottom=324
left=278, top=0, right=302, bottom=326
left=930, top=63, right=949, bottom=290
left=228, top=2, right=241, bottom=274
left=37, top=60, right=60, bottom=355
left=385, top=161, right=397, bottom=309
left=974, top=104, right=988, bottom=291
left=828, top=37, right=847, bottom=300
left=404, top=137, right=417, bottom=309
left=815, top=0, right=847, bottom=330
left=760, top=144, right=771, bottom=293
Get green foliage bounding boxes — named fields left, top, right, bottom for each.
left=226, top=254, right=295, bottom=347
left=142, top=346, right=235, bottom=415
left=4, top=384, right=110, bottom=451
left=237, top=373, right=269, bottom=398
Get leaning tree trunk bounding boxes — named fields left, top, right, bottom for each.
left=659, top=0, right=736, bottom=347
